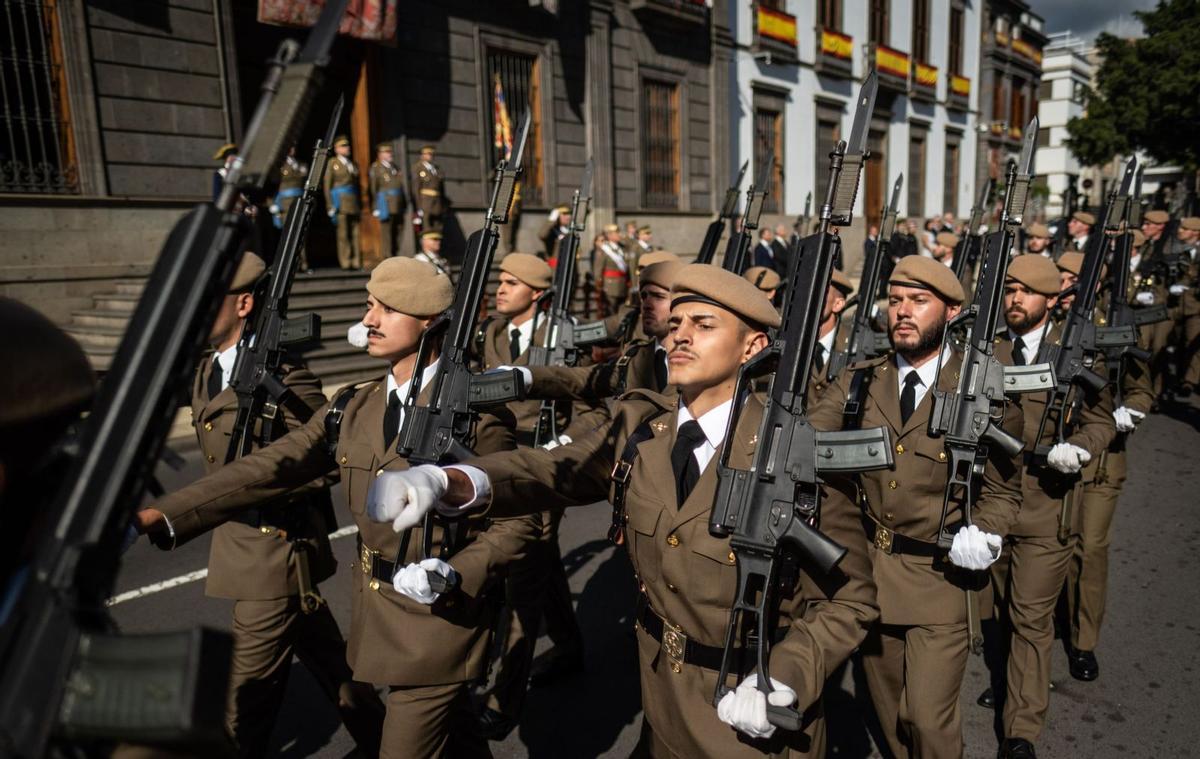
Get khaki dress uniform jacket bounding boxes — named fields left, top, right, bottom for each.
left=412, top=159, right=446, bottom=232
left=369, top=160, right=407, bottom=259
left=593, top=243, right=631, bottom=316
left=324, top=155, right=361, bottom=269
left=527, top=337, right=672, bottom=404
left=275, top=159, right=310, bottom=269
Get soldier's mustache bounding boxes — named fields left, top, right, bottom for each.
left=368, top=329, right=385, bottom=339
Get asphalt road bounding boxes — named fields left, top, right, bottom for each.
left=111, top=397, right=1200, bottom=758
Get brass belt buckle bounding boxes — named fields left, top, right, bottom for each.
left=662, top=620, right=687, bottom=674
left=874, top=524, right=894, bottom=554
left=360, top=543, right=373, bottom=575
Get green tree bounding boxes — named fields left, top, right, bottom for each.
left=1066, top=0, right=1200, bottom=170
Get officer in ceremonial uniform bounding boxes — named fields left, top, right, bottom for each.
left=628, top=225, right=656, bottom=270
left=371, top=264, right=879, bottom=758
left=807, top=256, right=1023, bottom=759
left=412, top=144, right=447, bottom=234
left=324, top=136, right=362, bottom=270
left=414, top=230, right=451, bottom=277
left=183, top=253, right=383, bottom=756
left=138, top=258, right=539, bottom=759
left=594, top=222, right=631, bottom=316
left=538, top=205, right=572, bottom=262
left=271, top=146, right=311, bottom=270
left=370, top=142, right=408, bottom=259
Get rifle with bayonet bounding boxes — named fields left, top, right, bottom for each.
left=528, top=159, right=594, bottom=446
left=797, top=191, right=813, bottom=237
left=707, top=73, right=895, bottom=731
left=720, top=153, right=774, bottom=274
left=225, top=96, right=344, bottom=463
left=952, top=178, right=992, bottom=280
left=826, top=173, right=902, bottom=386
left=696, top=161, right=748, bottom=265
left=0, top=3, right=348, bottom=754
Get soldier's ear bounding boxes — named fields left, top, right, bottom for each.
left=236, top=292, right=255, bottom=319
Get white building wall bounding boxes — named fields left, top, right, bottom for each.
left=1038, top=33, right=1090, bottom=217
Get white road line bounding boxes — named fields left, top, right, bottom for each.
left=106, top=524, right=361, bottom=607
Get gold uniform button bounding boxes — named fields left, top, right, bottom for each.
left=884, top=512, right=894, bottom=521
left=728, top=551, right=736, bottom=564
left=206, top=454, right=215, bottom=463
left=340, top=456, right=348, bottom=464
left=938, top=451, right=947, bottom=462
left=260, top=526, right=272, bottom=535
left=896, top=443, right=905, bottom=455
left=666, top=534, right=680, bottom=547
left=203, top=422, right=213, bottom=432
left=667, top=583, right=678, bottom=593
left=369, top=579, right=380, bottom=591
left=888, top=480, right=898, bottom=490
left=376, top=468, right=384, bottom=477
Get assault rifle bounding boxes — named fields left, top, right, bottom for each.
left=952, top=178, right=992, bottom=280
left=695, top=160, right=748, bottom=264
left=225, top=96, right=344, bottom=462
left=528, top=159, right=594, bottom=445
left=720, top=153, right=774, bottom=273
left=708, top=73, right=894, bottom=730
left=0, top=3, right=347, bottom=754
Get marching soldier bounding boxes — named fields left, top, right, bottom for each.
left=370, top=264, right=879, bottom=758
left=324, top=136, right=362, bottom=270
left=807, top=268, right=854, bottom=405
left=1067, top=211, right=1094, bottom=252
left=931, top=231, right=974, bottom=297
left=370, top=142, right=408, bottom=259
left=1023, top=223, right=1053, bottom=258
left=1175, top=217, right=1200, bottom=395
left=1139, top=209, right=1170, bottom=262
left=538, top=205, right=572, bottom=261
left=179, top=252, right=383, bottom=756
left=807, top=256, right=1023, bottom=759
left=594, top=222, right=630, bottom=316
left=136, top=258, right=539, bottom=758
left=1127, top=229, right=1174, bottom=401
left=412, top=144, right=447, bottom=235
left=743, top=265, right=780, bottom=301
left=414, top=230, right=451, bottom=278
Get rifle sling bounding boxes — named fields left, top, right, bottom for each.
left=608, top=418, right=658, bottom=544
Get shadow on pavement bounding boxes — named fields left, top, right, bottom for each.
left=270, top=662, right=343, bottom=758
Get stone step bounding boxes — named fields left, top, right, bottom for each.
left=66, top=325, right=124, bottom=350
left=71, top=310, right=132, bottom=330
left=91, top=292, right=140, bottom=314
left=112, top=280, right=146, bottom=296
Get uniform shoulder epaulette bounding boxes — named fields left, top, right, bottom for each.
left=848, top=353, right=890, bottom=372
left=617, top=386, right=674, bottom=411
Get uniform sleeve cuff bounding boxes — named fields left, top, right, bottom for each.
left=443, top=465, right=492, bottom=510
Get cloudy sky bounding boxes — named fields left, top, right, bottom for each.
left=1035, top=0, right=1157, bottom=40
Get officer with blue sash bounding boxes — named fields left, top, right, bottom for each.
left=324, top=136, right=361, bottom=270
left=370, top=142, right=408, bottom=259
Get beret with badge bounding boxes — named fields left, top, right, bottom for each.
left=671, top=264, right=781, bottom=329
left=640, top=261, right=684, bottom=291
left=1007, top=254, right=1062, bottom=296
left=367, top=257, right=454, bottom=316
left=1143, top=209, right=1169, bottom=225
left=1072, top=211, right=1096, bottom=226
left=500, top=253, right=553, bottom=290
left=889, top=255, right=965, bottom=303
left=743, top=266, right=781, bottom=292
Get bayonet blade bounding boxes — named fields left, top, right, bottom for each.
left=1117, top=156, right=1135, bottom=196
left=510, top=110, right=532, bottom=169
left=1017, top=117, right=1037, bottom=176
left=322, top=95, right=344, bottom=150
left=734, top=160, right=749, bottom=190
left=581, top=158, right=594, bottom=203
left=889, top=174, right=903, bottom=210
left=847, top=72, right=878, bottom=156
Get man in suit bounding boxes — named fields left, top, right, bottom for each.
left=324, top=136, right=361, bottom=270
left=181, top=252, right=383, bottom=756
left=808, top=255, right=1024, bottom=759
left=370, top=142, right=408, bottom=259
left=412, top=144, right=447, bottom=235
left=371, top=264, right=879, bottom=758
left=137, top=258, right=539, bottom=758
left=752, top=227, right=780, bottom=272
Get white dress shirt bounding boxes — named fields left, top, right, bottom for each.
left=1007, top=326, right=1045, bottom=364
left=676, top=398, right=733, bottom=474
left=214, top=343, right=238, bottom=393
left=384, top=362, right=441, bottom=438
left=507, top=316, right=537, bottom=358
left=894, top=346, right=951, bottom=411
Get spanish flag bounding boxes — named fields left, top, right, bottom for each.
left=493, top=73, right=513, bottom=162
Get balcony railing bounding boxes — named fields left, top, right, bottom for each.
left=816, top=27, right=853, bottom=77
left=754, top=5, right=798, bottom=62
left=630, top=0, right=709, bottom=23
left=948, top=74, right=970, bottom=110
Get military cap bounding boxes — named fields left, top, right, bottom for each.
left=419, top=144, right=436, bottom=153
left=1131, top=229, right=1146, bottom=247
left=212, top=143, right=237, bottom=161
left=1007, top=254, right=1062, bottom=296
left=830, top=268, right=854, bottom=295
left=1027, top=222, right=1051, bottom=238
left=1072, top=211, right=1096, bottom=226
left=229, top=252, right=267, bottom=292
left=333, top=136, right=350, bottom=148
left=1143, top=209, right=1169, bottom=225
left=637, top=250, right=680, bottom=268
left=376, top=142, right=394, bottom=153
left=0, top=298, right=95, bottom=430
left=420, top=230, right=443, bottom=240
left=1181, top=217, right=1200, bottom=232
left=367, top=257, right=453, bottom=315
left=889, top=255, right=965, bottom=303
left=555, top=205, right=571, bottom=215
left=637, top=225, right=652, bottom=234
left=743, top=266, right=781, bottom=292
left=936, top=231, right=961, bottom=249
left=640, top=261, right=684, bottom=291
left=500, top=253, right=552, bottom=289
left=603, top=223, right=620, bottom=233
left=671, top=264, right=781, bottom=329
left=1056, top=252, right=1084, bottom=276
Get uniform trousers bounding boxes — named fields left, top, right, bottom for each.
left=1066, top=454, right=1124, bottom=652
left=382, top=682, right=491, bottom=758
left=379, top=214, right=403, bottom=259
left=336, top=212, right=361, bottom=269
left=991, top=534, right=1075, bottom=742
left=1144, top=318, right=1174, bottom=395
left=227, top=595, right=383, bottom=757
left=861, top=622, right=968, bottom=759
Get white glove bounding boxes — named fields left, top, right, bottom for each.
left=541, top=434, right=572, bottom=451
left=497, top=364, right=533, bottom=389
left=328, top=210, right=336, bottom=219
left=1112, top=406, right=1145, bottom=432
left=1047, top=442, right=1092, bottom=474
left=1170, top=283, right=1187, bottom=296
left=269, top=204, right=281, bottom=215
left=548, top=208, right=560, bottom=222
left=392, top=558, right=457, bottom=605
left=366, top=465, right=449, bottom=532
left=716, top=674, right=797, bottom=740
left=1135, top=291, right=1156, bottom=305
left=372, top=209, right=381, bottom=218
left=947, top=525, right=1002, bottom=570
left=347, top=321, right=370, bottom=348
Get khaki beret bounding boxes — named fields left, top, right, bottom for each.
left=1056, top=252, right=1084, bottom=276
left=637, top=250, right=680, bottom=268
left=671, top=264, right=781, bottom=329
left=1131, top=229, right=1146, bottom=247
left=830, top=268, right=854, bottom=295
left=1143, top=209, right=1169, bottom=224
left=500, top=253, right=552, bottom=289
left=640, top=261, right=684, bottom=291
left=637, top=225, right=652, bottom=234
left=1027, top=222, right=1051, bottom=238
left=375, top=142, right=393, bottom=152
left=889, top=256, right=965, bottom=303
left=1007, top=254, right=1062, bottom=296
left=1181, top=217, right=1200, bottom=232
left=0, top=298, right=95, bottom=430
left=420, top=231, right=442, bottom=240
left=936, top=232, right=961, bottom=248
left=212, top=143, right=237, bottom=161
left=367, top=257, right=453, bottom=315
left=229, top=252, right=267, bottom=292
left=333, top=136, right=350, bottom=148
left=603, top=223, right=620, bottom=233
left=1072, top=211, right=1096, bottom=226
left=743, top=266, right=781, bottom=292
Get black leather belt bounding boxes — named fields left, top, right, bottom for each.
left=636, top=593, right=785, bottom=672
left=862, top=512, right=943, bottom=557
left=358, top=541, right=397, bottom=584
left=232, top=505, right=286, bottom=530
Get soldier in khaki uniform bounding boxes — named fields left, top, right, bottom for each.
left=1023, top=223, right=1052, bottom=258
left=807, top=256, right=1024, bottom=759
left=743, top=265, right=781, bottom=301
left=412, top=144, right=446, bottom=235
left=593, top=222, right=631, bottom=315
left=324, top=136, right=362, bottom=270
left=184, top=253, right=383, bottom=756
left=807, top=268, right=854, bottom=405
left=137, top=258, right=539, bottom=759
left=272, top=146, right=312, bottom=271
left=931, top=231, right=974, bottom=297
left=988, top=255, right=1116, bottom=759
left=370, top=142, right=408, bottom=259
left=372, top=264, right=879, bottom=758
left=1175, top=217, right=1200, bottom=393
left=1067, top=210, right=1094, bottom=253
left=1126, top=228, right=1174, bottom=400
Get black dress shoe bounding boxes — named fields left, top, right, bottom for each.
left=478, top=707, right=518, bottom=741
left=1068, top=648, right=1099, bottom=681
left=998, top=737, right=1037, bottom=758
left=977, top=686, right=995, bottom=709
left=528, top=647, right=584, bottom=687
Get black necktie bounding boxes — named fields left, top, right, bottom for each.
left=814, top=342, right=826, bottom=373
left=207, top=355, right=223, bottom=401
left=654, top=348, right=668, bottom=390
left=670, top=420, right=708, bottom=507
left=900, top=370, right=921, bottom=425
left=509, top=328, right=522, bottom=361
left=383, top=390, right=401, bottom=450
left=1012, top=336, right=1027, bottom=366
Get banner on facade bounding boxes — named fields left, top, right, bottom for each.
left=257, top=0, right=398, bottom=44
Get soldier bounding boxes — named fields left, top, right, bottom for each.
left=988, top=255, right=1116, bottom=759
left=370, top=142, right=408, bottom=259
left=630, top=224, right=656, bottom=270
left=1175, top=217, right=1200, bottom=395
left=932, top=231, right=974, bottom=298
left=1024, top=223, right=1052, bottom=258
left=622, top=220, right=640, bottom=252
left=807, top=256, right=1023, bottom=759
left=324, top=136, right=361, bottom=270
left=414, top=230, right=451, bottom=278
left=1139, top=209, right=1170, bottom=262
left=1067, top=211, right=1094, bottom=252
left=807, top=268, right=854, bottom=405
left=370, top=264, right=879, bottom=758
left=271, top=146, right=308, bottom=227
left=136, top=258, right=539, bottom=758
left=213, top=143, right=238, bottom=202
left=538, top=205, right=572, bottom=261
left=1127, top=229, right=1174, bottom=401
left=593, top=222, right=630, bottom=316
left=412, top=144, right=447, bottom=235
left=743, top=265, right=780, bottom=301
left=175, top=252, right=384, bottom=756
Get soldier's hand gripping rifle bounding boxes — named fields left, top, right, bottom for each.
left=952, top=178, right=993, bottom=280
left=696, top=161, right=748, bottom=265
left=826, top=173, right=903, bottom=386
left=0, top=3, right=347, bottom=755
left=527, top=159, right=594, bottom=446
left=225, top=96, right=345, bottom=463
left=707, top=73, right=895, bottom=731
left=720, top=153, right=774, bottom=274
